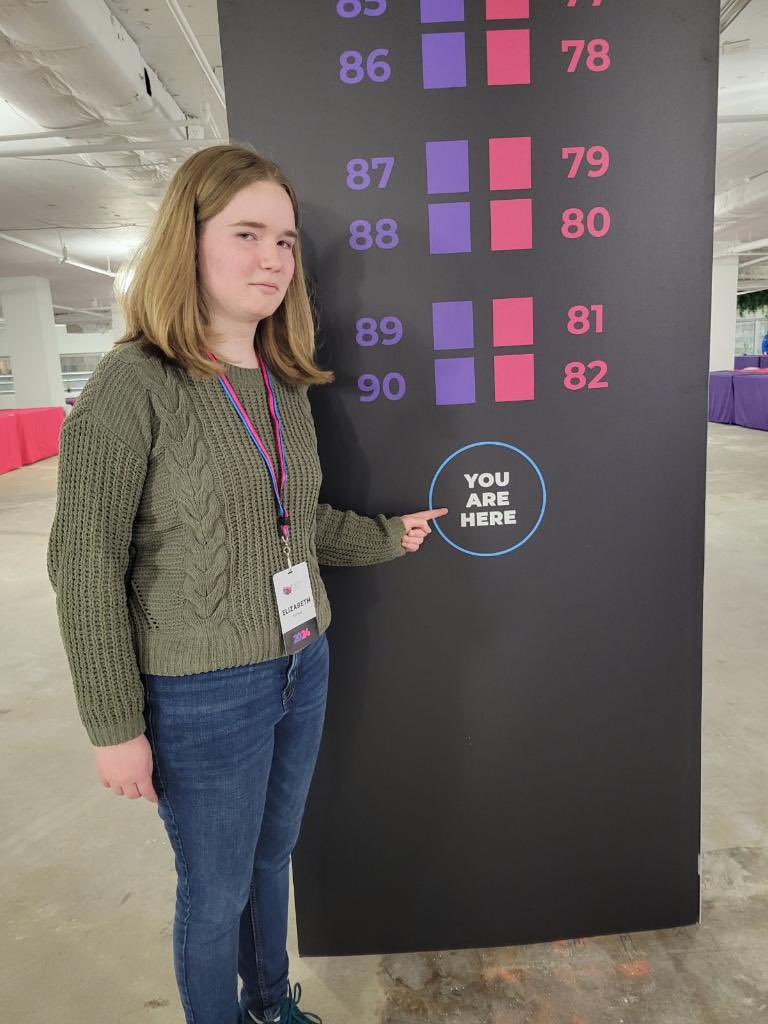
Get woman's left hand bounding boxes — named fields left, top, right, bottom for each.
left=398, top=508, right=448, bottom=553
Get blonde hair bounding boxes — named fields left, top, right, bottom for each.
left=114, top=142, right=334, bottom=387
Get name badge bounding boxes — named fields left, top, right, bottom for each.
left=272, top=561, right=319, bottom=655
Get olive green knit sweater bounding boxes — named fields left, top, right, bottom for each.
left=46, top=341, right=406, bottom=747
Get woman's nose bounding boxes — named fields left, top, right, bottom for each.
left=260, top=249, right=281, bottom=269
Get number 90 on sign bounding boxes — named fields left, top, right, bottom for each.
left=358, top=372, right=406, bottom=402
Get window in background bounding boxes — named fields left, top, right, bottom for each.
left=735, top=317, right=768, bottom=355
left=0, top=352, right=108, bottom=395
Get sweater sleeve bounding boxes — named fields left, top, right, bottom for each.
left=47, top=411, right=150, bottom=746
left=314, top=503, right=407, bottom=567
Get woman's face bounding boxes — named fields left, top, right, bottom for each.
left=197, top=180, right=297, bottom=325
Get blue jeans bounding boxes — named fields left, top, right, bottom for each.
left=142, top=631, right=330, bottom=1024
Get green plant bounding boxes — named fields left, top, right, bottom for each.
left=737, top=290, right=768, bottom=315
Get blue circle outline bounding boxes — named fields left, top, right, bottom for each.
left=427, top=441, right=547, bottom=558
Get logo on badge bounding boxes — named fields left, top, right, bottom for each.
left=292, top=626, right=311, bottom=644
left=283, top=585, right=293, bottom=595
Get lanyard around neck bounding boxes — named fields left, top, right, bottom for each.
left=207, top=352, right=291, bottom=557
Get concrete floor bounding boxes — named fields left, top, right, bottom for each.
left=1, top=422, right=766, bottom=1023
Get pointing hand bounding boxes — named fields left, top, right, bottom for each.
left=398, top=508, right=448, bottom=553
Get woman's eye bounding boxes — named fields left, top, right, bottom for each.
left=237, top=233, right=292, bottom=249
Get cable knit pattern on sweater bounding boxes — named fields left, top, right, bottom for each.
left=46, top=340, right=406, bottom=746
left=140, top=366, right=230, bottom=630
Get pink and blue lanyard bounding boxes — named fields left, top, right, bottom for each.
left=207, top=352, right=293, bottom=567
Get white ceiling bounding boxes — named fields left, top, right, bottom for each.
left=0, top=0, right=766, bottom=332
left=715, top=0, right=768, bottom=285
left=0, top=0, right=226, bottom=327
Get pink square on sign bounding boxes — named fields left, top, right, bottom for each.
left=494, top=354, right=534, bottom=402
left=486, top=0, right=530, bottom=18
left=489, top=137, right=531, bottom=191
left=490, top=198, right=532, bottom=250
left=486, top=29, right=530, bottom=86
left=493, top=297, right=533, bottom=347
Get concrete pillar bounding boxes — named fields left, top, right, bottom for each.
left=0, top=276, right=66, bottom=408
left=709, top=255, right=739, bottom=372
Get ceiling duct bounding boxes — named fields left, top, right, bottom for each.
left=720, top=0, right=754, bottom=34
left=0, top=0, right=208, bottom=200
left=715, top=172, right=768, bottom=232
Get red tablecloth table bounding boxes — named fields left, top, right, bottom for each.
left=0, top=406, right=65, bottom=473
left=0, top=412, right=23, bottom=473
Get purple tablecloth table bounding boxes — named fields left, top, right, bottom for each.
left=708, top=371, right=735, bottom=424
left=759, top=356, right=768, bottom=369
left=734, top=355, right=760, bottom=369
left=733, top=373, right=768, bottom=430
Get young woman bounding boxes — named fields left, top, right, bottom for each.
left=47, top=143, right=446, bottom=1024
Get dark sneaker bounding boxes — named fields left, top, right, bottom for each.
left=246, top=1009, right=281, bottom=1023
left=279, top=982, right=322, bottom=1023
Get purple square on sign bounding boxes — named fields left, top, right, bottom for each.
left=428, top=202, right=472, bottom=254
left=421, top=0, right=465, bottom=22
left=435, top=357, right=476, bottom=406
left=433, top=301, right=474, bottom=350
left=426, top=140, right=469, bottom=194
left=422, top=33, right=467, bottom=89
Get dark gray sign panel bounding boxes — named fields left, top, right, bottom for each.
left=218, top=0, right=718, bottom=955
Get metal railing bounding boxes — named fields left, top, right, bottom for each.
left=0, top=370, right=94, bottom=397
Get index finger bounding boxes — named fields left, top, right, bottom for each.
left=416, top=508, right=449, bottom=520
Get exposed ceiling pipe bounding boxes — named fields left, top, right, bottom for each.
left=0, top=232, right=115, bottom=278
left=0, top=138, right=216, bottom=159
left=0, top=0, right=202, bottom=201
left=719, top=236, right=768, bottom=255
left=0, top=118, right=205, bottom=144
left=715, top=174, right=768, bottom=231
left=53, top=304, right=111, bottom=320
left=720, top=0, right=754, bottom=34
left=163, top=0, right=226, bottom=111
left=718, top=114, right=768, bottom=124
left=739, top=255, right=768, bottom=269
